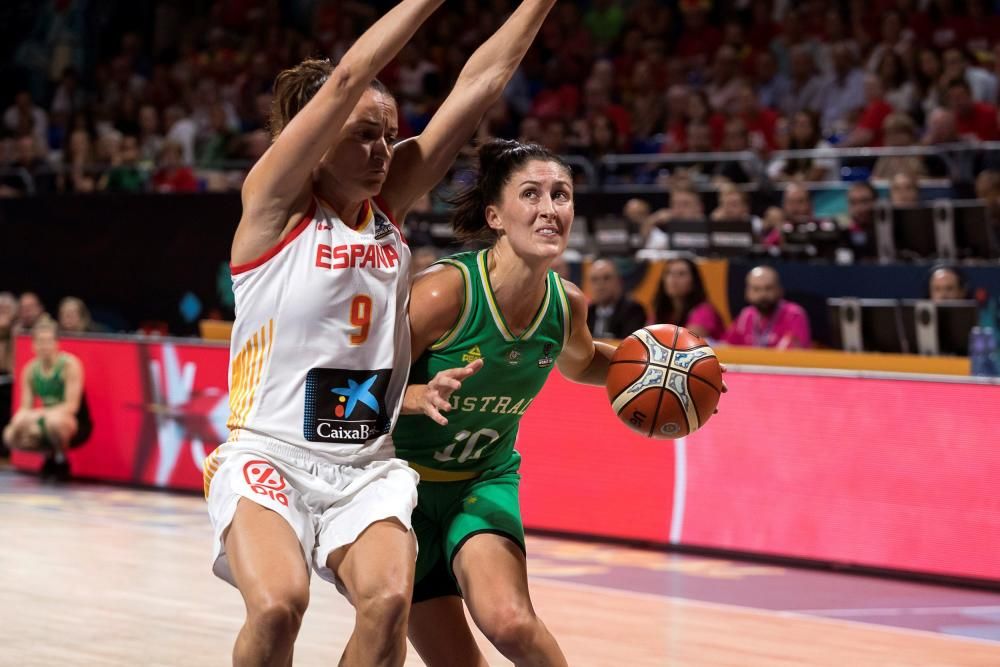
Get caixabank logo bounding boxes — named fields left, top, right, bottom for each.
left=303, top=368, right=392, bottom=443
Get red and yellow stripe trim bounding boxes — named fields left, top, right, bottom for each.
left=227, top=319, right=275, bottom=437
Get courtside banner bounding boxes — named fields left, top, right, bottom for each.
left=519, top=368, right=1000, bottom=582
left=12, top=335, right=1000, bottom=581
left=12, top=335, right=229, bottom=490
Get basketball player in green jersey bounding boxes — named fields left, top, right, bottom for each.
left=3, top=319, right=90, bottom=479
left=395, top=140, right=617, bottom=666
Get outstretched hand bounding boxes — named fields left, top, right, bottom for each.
left=419, top=358, right=484, bottom=425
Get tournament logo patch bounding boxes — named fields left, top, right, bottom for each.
left=303, top=368, right=392, bottom=443
left=373, top=211, right=394, bottom=240
left=537, top=342, right=554, bottom=368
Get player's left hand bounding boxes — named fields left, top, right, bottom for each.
left=419, top=358, right=485, bottom=425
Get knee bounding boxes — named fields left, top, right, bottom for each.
left=355, top=586, right=411, bottom=634
left=480, top=606, right=538, bottom=654
left=247, top=590, right=309, bottom=639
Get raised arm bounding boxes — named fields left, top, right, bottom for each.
left=556, top=280, right=616, bottom=386
left=235, top=0, right=445, bottom=260
left=379, top=0, right=557, bottom=219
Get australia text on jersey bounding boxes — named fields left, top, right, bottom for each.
left=315, top=242, right=400, bottom=270
left=448, top=394, right=534, bottom=415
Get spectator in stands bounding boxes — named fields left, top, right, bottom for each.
left=195, top=103, right=239, bottom=168
left=889, top=171, right=921, bottom=206
left=581, top=76, right=630, bottom=145
left=653, top=257, right=725, bottom=340
left=922, top=107, right=961, bottom=146
left=642, top=185, right=706, bottom=250
left=586, top=258, right=648, bottom=339
left=57, top=297, right=104, bottom=334
left=712, top=184, right=763, bottom=234
left=3, top=90, right=48, bottom=151
left=725, top=266, right=812, bottom=349
left=2, top=320, right=89, bottom=481
left=100, top=135, right=147, bottom=192
left=841, top=181, right=880, bottom=260
left=915, top=48, right=946, bottom=118
left=60, top=129, right=98, bottom=193
left=842, top=74, right=894, bottom=147
left=945, top=78, right=1000, bottom=141
left=928, top=265, right=967, bottom=302
left=706, top=45, right=744, bottom=112
left=872, top=113, right=928, bottom=179
left=975, top=169, right=1000, bottom=217
left=715, top=118, right=762, bottom=183
left=151, top=141, right=199, bottom=193
left=782, top=182, right=815, bottom=224
left=754, top=50, right=790, bottom=112
left=768, top=111, right=836, bottom=182
left=625, top=61, right=664, bottom=145
left=780, top=46, right=824, bottom=117
left=819, top=42, right=866, bottom=136
left=941, top=47, right=998, bottom=105
left=137, top=104, right=164, bottom=165
left=730, top=81, right=780, bottom=152
left=0, top=136, right=56, bottom=196
left=163, top=105, right=198, bottom=164
left=875, top=50, right=918, bottom=116
left=15, top=292, right=48, bottom=333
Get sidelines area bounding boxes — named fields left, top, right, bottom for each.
left=3, top=470, right=1000, bottom=664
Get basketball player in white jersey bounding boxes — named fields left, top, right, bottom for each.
left=202, top=1, right=558, bottom=665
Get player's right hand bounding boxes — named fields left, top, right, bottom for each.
left=421, top=358, right=484, bottom=425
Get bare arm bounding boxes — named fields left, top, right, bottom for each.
left=556, top=280, right=616, bottom=386
left=400, top=264, right=474, bottom=424
left=379, top=0, right=556, bottom=219
left=234, top=0, right=445, bottom=264
left=60, top=355, right=83, bottom=414
left=17, top=364, right=34, bottom=412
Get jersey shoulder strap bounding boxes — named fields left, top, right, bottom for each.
left=428, top=251, right=480, bottom=351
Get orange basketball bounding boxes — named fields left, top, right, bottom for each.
left=606, top=324, right=723, bottom=439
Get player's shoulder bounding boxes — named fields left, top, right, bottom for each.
left=411, top=261, right=467, bottom=313
left=558, top=277, right=587, bottom=312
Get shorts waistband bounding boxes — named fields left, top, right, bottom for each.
left=409, top=462, right=481, bottom=482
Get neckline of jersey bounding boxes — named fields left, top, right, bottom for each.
left=477, top=249, right=551, bottom=342
left=314, top=195, right=374, bottom=233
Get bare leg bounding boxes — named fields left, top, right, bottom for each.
left=455, top=534, right=567, bottom=667
left=225, top=498, right=311, bottom=667
left=409, top=595, right=489, bottom=667
left=328, top=519, right=416, bottom=667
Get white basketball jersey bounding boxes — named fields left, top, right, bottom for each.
left=226, top=196, right=411, bottom=461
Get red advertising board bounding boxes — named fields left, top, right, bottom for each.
left=12, top=335, right=1000, bottom=582
left=12, top=335, right=230, bottom=490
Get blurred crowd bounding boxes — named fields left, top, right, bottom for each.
left=3, top=0, right=1000, bottom=198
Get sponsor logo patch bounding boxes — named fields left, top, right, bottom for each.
left=303, top=368, right=392, bottom=444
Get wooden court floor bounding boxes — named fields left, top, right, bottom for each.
left=3, top=472, right=1000, bottom=666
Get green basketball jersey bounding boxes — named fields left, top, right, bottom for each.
left=30, top=355, right=67, bottom=407
left=394, top=249, right=572, bottom=473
